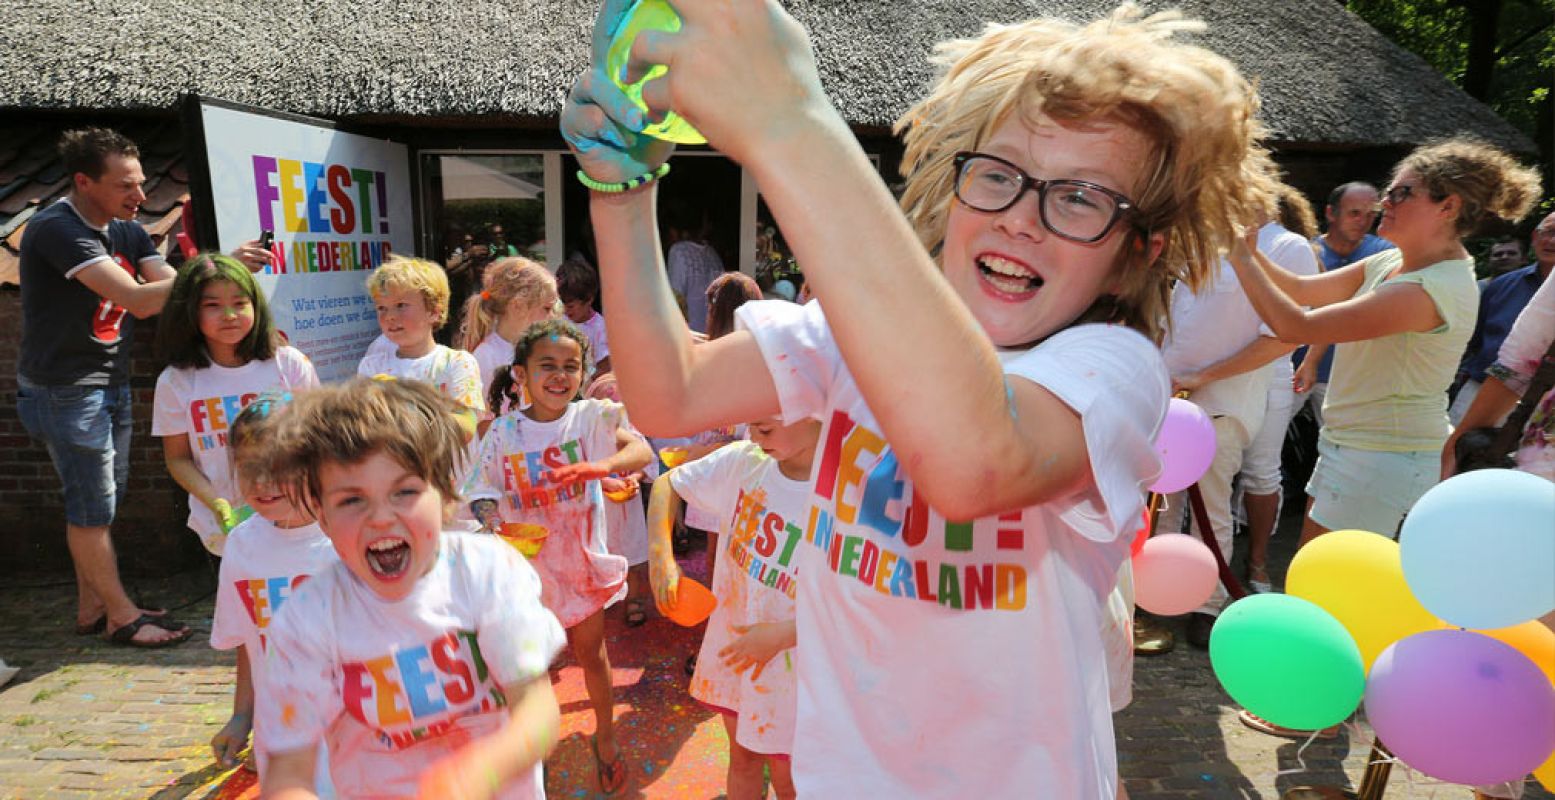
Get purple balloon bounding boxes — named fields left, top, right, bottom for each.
left=1150, top=398, right=1217, bottom=493
left=1365, top=629, right=1555, bottom=786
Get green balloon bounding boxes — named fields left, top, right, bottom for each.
left=1210, top=593, right=1365, bottom=730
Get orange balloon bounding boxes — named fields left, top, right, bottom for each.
left=1471, top=620, right=1555, bottom=686
left=664, top=576, right=717, bottom=627
left=1535, top=749, right=1555, bottom=793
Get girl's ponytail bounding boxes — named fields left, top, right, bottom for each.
left=486, top=356, right=522, bottom=415
left=458, top=291, right=496, bottom=351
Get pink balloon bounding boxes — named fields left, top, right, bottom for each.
left=1366, top=629, right=1555, bottom=786
left=1150, top=398, right=1217, bottom=493
left=1134, top=533, right=1219, bottom=616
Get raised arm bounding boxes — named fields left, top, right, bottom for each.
left=587, top=189, right=779, bottom=435
left=1228, top=235, right=1440, bottom=345
left=582, top=1, right=1092, bottom=518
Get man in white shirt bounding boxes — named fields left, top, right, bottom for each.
left=1162, top=221, right=1316, bottom=648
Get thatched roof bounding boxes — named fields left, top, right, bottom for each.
left=0, top=0, right=1532, bottom=153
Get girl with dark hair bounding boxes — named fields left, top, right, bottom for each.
left=152, top=253, right=318, bottom=555
left=467, top=319, right=653, bottom=793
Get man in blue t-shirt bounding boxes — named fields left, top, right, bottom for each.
left=1294, top=182, right=1396, bottom=423
left=15, top=129, right=270, bottom=647
left=1449, top=211, right=1555, bottom=424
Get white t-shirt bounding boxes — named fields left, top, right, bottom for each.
left=472, top=331, right=515, bottom=401
left=151, top=346, right=319, bottom=555
left=356, top=344, right=485, bottom=414
left=1163, top=228, right=1283, bottom=432
left=464, top=399, right=630, bottom=627
left=677, top=424, right=746, bottom=531
left=257, top=533, right=565, bottom=799
left=574, top=310, right=611, bottom=369
left=736, top=300, right=1166, bottom=798
left=1256, top=223, right=1321, bottom=386
left=211, top=516, right=337, bottom=776
left=667, top=240, right=725, bottom=335
left=669, top=441, right=805, bottom=755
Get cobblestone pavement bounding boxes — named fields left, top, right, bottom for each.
left=1, top=518, right=1550, bottom=799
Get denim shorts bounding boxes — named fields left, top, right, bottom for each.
left=1306, top=437, right=1437, bottom=538
left=15, top=377, right=133, bottom=527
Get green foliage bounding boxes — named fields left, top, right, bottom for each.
left=1349, top=0, right=1551, bottom=128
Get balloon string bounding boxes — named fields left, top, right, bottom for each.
left=1271, top=728, right=1321, bottom=780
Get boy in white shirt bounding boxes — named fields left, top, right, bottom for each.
left=649, top=417, right=820, bottom=800
left=256, top=378, right=565, bottom=799
left=357, top=255, right=485, bottom=422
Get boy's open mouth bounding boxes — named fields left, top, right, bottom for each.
left=978, top=255, right=1044, bottom=294
left=366, top=537, right=411, bottom=578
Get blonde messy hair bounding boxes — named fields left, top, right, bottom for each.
left=1395, top=138, right=1541, bottom=237
left=456, top=256, right=558, bottom=350
left=272, top=378, right=468, bottom=515
left=367, top=255, right=452, bottom=327
left=896, top=4, right=1277, bottom=342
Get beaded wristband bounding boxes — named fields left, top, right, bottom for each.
left=577, top=163, right=670, bottom=194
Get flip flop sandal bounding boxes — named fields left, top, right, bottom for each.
left=1237, top=709, right=1338, bottom=739
left=624, top=599, right=648, bottom=628
left=591, top=734, right=626, bottom=794
left=76, top=607, right=172, bottom=636
left=107, top=614, right=193, bottom=649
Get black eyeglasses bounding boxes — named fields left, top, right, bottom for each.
left=952, top=152, right=1138, bottom=243
left=1381, top=184, right=1418, bottom=206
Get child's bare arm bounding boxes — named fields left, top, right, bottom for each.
left=570, top=2, right=1075, bottom=518
left=162, top=435, right=231, bottom=526
left=605, top=426, right=653, bottom=474
left=211, top=645, right=255, bottom=768
left=646, top=479, right=684, bottom=612
left=262, top=746, right=319, bottom=799
left=588, top=192, right=781, bottom=437
left=416, top=678, right=560, bottom=799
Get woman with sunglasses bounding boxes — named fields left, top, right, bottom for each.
left=1228, top=139, right=1539, bottom=552
left=562, top=2, right=1274, bottom=795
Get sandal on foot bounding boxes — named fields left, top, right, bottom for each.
left=1237, top=709, right=1337, bottom=739
left=1133, top=618, right=1175, bottom=656
left=78, top=607, right=171, bottom=636
left=107, top=614, right=192, bottom=649
left=591, top=734, right=626, bottom=794
left=624, top=598, right=648, bottom=628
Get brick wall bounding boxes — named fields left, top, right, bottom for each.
left=0, top=287, right=206, bottom=576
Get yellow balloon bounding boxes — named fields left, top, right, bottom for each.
left=1287, top=530, right=1444, bottom=672
left=1472, top=620, right=1555, bottom=686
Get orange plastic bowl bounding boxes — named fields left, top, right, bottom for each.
left=500, top=522, right=550, bottom=558
left=603, top=485, right=636, bottom=503
left=659, top=446, right=689, bottom=469
left=664, top=577, right=717, bottom=627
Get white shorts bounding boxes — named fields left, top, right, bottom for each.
left=1306, top=438, right=1437, bottom=536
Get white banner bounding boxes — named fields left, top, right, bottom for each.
left=199, top=102, right=412, bottom=380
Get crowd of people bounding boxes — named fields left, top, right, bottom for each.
left=12, top=1, right=1552, bottom=798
